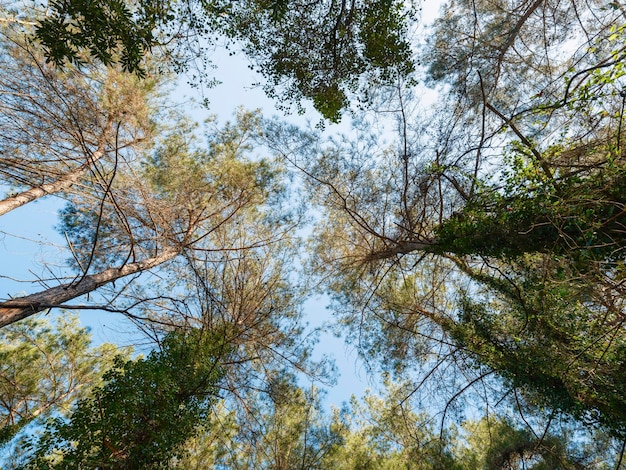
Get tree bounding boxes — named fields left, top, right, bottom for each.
left=28, top=0, right=416, bottom=121
left=0, top=95, right=320, bottom=419
left=332, top=381, right=619, bottom=469
left=0, top=315, right=122, bottom=446
left=458, top=417, right=609, bottom=470
left=302, top=0, right=626, bottom=446
left=178, top=373, right=342, bottom=469
left=0, top=29, right=295, bottom=329
left=47, top=106, right=321, bottom=386
left=179, top=376, right=617, bottom=469
left=0, top=24, right=155, bottom=218
left=20, top=328, right=225, bottom=469
left=6, top=0, right=626, bottom=463
left=435, top=150, right=626, bottom=436
left=0, top=22, right=328, bottom=465
left=324, top=379, right=462, bottom=470
left=0, top=23, right=174, bottom=327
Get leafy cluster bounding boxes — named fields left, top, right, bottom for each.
left=22, top=329, right=227, bottom=469
left=233, top=0, right=415, bottom=121
left=433, top=147, right=626, bottom=436
left=34, top=0, right=416, bottom=121
left=436, top=152, right=626, bottom=268
left=36, top=0, right=168, bottom=74
left=451, top=277, right=626, bottom=437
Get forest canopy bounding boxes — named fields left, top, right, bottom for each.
left=1, top=0, right=626, bottom=467
left=34, top=0, right=416, bottom=121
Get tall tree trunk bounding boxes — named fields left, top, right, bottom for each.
left=0, top=248, right=179, bottom=328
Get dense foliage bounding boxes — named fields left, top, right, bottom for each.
left=21, top=329, right=225, bottom=469
left=34, top=0, right=416, bottom=120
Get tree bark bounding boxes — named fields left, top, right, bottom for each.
left=0, top=147, right=106, bottom=217
left=0, top=248, right=179, bottom=328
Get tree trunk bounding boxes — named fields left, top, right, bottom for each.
left=364, top=240, right=436, bottom=261
left=0, top=248, right=179, bottom=328
left=0, top=147, right=106, bottom=217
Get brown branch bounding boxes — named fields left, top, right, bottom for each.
left=485, top=101, right=557, bottom=186
left=495, top=0, right=545, bottom=79
left=0, top=145, right=108, bottom=217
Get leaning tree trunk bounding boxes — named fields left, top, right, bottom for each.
left=0, top=248, right=179, bottom=328
left=0, top=130, right=112, bottom=217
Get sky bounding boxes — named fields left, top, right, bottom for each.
left=0, top=0, right=446, bottom=410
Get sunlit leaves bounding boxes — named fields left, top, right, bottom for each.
left=0, top=315, right=122, bottom=446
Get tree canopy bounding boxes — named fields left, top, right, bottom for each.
left=0, top=315, right=122, bottom=446
left=21, top=328, right=225, bottom=469
left=1, top=0, right=626, bottom=466
left=32, top=0, right=416, bottom=121
left=301, top=0, right=626, bottom=449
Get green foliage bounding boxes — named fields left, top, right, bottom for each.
left=450, top=268, right=626, bottom=437
left=431, top=105, right=626, bottom=436
left=359, top=0, right=414, bottom=78
left=424, top=21, right=626, bottom=440
left=176, top=373, right=343, bottom=469
left=36, top=0, right=167, bottom=75
left=33, top=0, right=415, bottom=120
left=56, top=109, right=285, bottom=272
left=559, top=22, right=626, bottom=113
left=321, top=379, right=463, bottom=470
left=435, top=150, right=626, bottom=268
left=0, top=315, right=121, bottom=446
left=325, top=383, right=617, bottom=469
left=143, top=110, right=282, bottom=206
left=21, top=328, right=226, bottom=469
left=460, top=417, right=588, bottom=469
left=305, top=10, right=626, bottom=450
left=232, top=0, right=415, bottom=121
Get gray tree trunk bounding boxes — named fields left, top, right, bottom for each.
left=0, top=248, right=179, bottom=328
